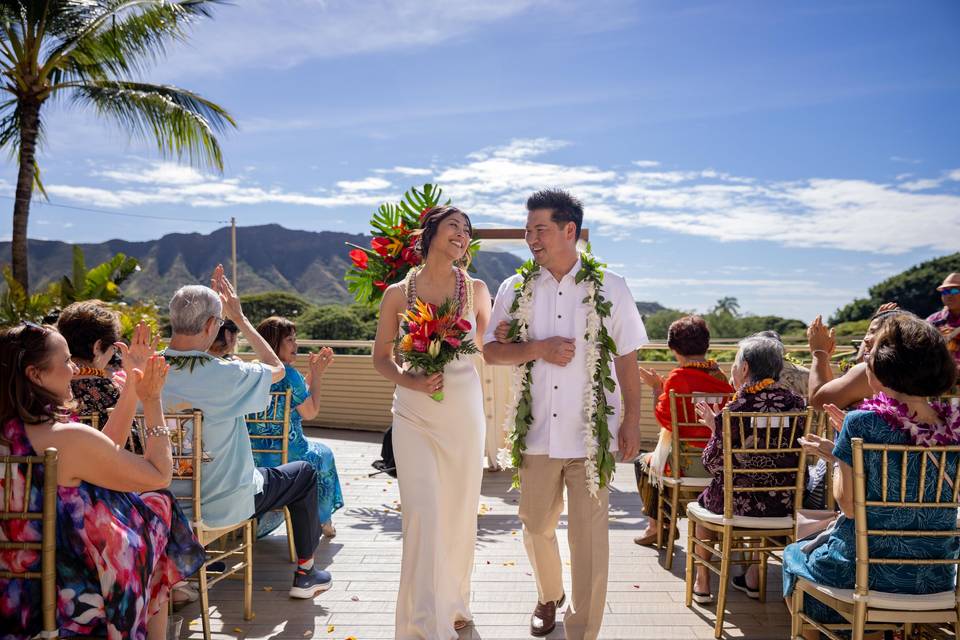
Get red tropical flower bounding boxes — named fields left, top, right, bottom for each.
left=371, top=237, right=392, bottom=257
left=444, top=336, right=462, bottom=348
left=349, top=249, right=369, bottom=270
left=455, top=317, right=472, bottom=332
left=373, top=280, right=388, bottom=291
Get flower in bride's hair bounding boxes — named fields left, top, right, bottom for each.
left=371, top=236, right=391, bottom=257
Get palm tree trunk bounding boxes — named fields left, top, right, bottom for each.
left=12, top=99, right=42, bottom=293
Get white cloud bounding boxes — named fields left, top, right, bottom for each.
left=336, top=177, right=391, bottom=191
left=890, top=155, right=922, bottom=165
left=633, top=160, right=660, bottom=168
left=42, top=137, right=960, bottom=256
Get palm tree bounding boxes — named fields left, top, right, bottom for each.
left=0, top=0, right=236, bottom=292
left=712, top=296, right=741, bottom=316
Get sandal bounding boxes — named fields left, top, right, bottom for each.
left=633, top=530, right=659, bottom=546
left=692, top=591, right=714, bottom=605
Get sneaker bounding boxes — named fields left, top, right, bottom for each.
left=289, top=566, right=333, bottom=599
left=731, top=574, right=760, bottom=599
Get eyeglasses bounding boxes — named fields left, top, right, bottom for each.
left=940, top=288, right=960, bottom=296
left=213, top=316, right=225, bottom=328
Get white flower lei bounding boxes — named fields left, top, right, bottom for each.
left=498, top=253, right=617, bottom=498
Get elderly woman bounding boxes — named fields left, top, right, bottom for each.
left=633, top=315, right=734, bottom=546
left=57, top=300, right=155, bottom=452
left=784, top=314, right=959, bottom=639
left=690, top=334, right=806, bottom=603
left=208, top=318, right=240, bottom=360
left=253, top=316, right=343, bottom=539
left=0, top=323, right=203, bottom=640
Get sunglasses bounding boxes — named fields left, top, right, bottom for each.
left=940, top=288, right=960, bottom=296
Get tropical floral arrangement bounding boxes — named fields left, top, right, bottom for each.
left=396, top=297, right=478, bottom=401
left=345, top=184, right=479, bottom=306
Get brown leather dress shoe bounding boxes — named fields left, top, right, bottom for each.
left=530, top=593, right=566, bottom=637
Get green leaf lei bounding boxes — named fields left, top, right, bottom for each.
left=502, top=251, right=619, bottom=496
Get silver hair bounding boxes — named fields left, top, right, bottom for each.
left=733, top=335, right=784, bottom=382
left=169, top=285, right=222, bottom=336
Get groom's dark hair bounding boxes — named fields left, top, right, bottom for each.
left=527, top=189, right=583, bottom=239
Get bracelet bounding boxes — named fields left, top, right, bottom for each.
left=811, top=349, right=832, bottom=359
left=143, top=425, right=173, bottom=439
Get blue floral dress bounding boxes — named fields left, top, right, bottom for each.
left=0, top=418, right=205, bottom=640
left=249, top=364, right=344, bottom=537
left=782, top=409, right=960, bottom=624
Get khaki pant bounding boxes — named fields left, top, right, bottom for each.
left=518, top=455, right=609, bottom=640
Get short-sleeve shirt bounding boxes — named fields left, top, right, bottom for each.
left=484, top=258, right=648, bottom=458
left=927, top=308, right=960, bottom=367
left=161, top=349, right=274, bottom=529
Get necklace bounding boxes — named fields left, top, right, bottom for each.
left=682, top=359, right=719, bottom=370
left=74, top=366, right=107, bottom=378
left=860, top=392, right=960, bottom=446
left=732, top=377, right=775, bottom=402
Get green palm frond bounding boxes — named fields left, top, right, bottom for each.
left=69, top=79, right=235, bottom=169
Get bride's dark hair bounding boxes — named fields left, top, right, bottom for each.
left=414, top=206, right=473, bottom=268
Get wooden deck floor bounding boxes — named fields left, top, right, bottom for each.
left=177, top=428, right=792, bottom=640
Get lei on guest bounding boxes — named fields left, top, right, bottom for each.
left=682, top=359, right=719, bottom=370
left=345, top=183, right=479, bottom=306
left=731, top=377, right=775, bottom=402
left=860, top=392, right=960, bottom=446
left=498, top=252, right=618, bottom=498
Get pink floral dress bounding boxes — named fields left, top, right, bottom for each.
left=0, top=418, right=205, bottom=640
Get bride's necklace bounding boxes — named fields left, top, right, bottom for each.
left=407, top=266, right=467, bottom=315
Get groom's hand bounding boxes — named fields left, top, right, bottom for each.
left=539, top=337, right=575, bottom=366
left=617, top=421, right=641, bottom=462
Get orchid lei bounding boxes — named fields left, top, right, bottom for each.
left=860, top=392, right=960, bottom=446
left=498, top=252, right=618, bottom=498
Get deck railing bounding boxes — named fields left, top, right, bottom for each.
left=237, top=340, right=845, bottom=446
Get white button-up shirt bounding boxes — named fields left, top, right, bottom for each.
left=484, top=258, right=648, bottom=459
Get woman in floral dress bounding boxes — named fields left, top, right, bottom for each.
left=0, top=323, right=203, bottom=640
left=784, top=314, right=960, bottom=639
left=251, top=316, right=343, bottom=539
left=689, top=334, right=806, bottom=603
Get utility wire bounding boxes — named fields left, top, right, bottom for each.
left=0, top=194, right=231, bottom=224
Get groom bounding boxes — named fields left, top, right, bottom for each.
left=484, top=189, right=646, bottom=639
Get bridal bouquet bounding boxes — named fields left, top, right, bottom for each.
left=396, top=298, right=478, bottom=401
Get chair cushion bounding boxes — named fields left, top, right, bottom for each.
left=809, top=582, right=959, bottom=611
left=686, top=501, right=795, bottom=529
left=662, top=476, right=712, bottom=488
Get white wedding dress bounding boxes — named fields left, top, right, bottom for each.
left=392, top=272, right=485, bottom=639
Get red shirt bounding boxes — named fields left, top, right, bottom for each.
left=655, top=366, right=735, bottom=447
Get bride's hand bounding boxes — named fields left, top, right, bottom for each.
left=404, top=371, right=443, bottom=395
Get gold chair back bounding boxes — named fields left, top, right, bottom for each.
left=246, top=389, right=293, bottom=465
left=667, top=390, right=732, bottom=481
left=0, top=447, right=58, bottom=638
left=721, top=408, right=815, bottom=521
left=133, top=410, right=204, bottom=523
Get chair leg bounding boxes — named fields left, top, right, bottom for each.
left=791, top=586, right=803, bottom=640
left=758, top=536, right=768, bottom=603
left=665, top=488, right=682, bottom=571
left=714, top=526, right=733, bottom=639
left=852, top=599, right=866, bottom=640
left=284, top=507, right=297, bottom=564
left=656, top=486, right=667, bottom=551
left=243, top=520, right=254, bottom=621
left=685, top=517, right=696, bottom=607
left=198, top=562, right=211, bottom=640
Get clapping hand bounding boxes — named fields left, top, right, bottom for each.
left=211, top=264, right=243, bottom=322
left=637, top=365, right=664, bottom=390
left=807, top=315, right=835, bottom=356
left=133, top=355, right=170, bottom=402
left=695, top=400, right=722, bottom=431
left=306, top=347, right=334, bottom=384
left=117, top=322, right=158, bottom=380
left=823, top=403, right=847, bottom=434
left=797, top=433, right=836, bottom=462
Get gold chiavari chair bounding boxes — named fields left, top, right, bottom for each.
left=137, top=410, right=254, bottom=640
left=0, top=448, right=58, bottom=639
left=245, top=389, right=296, bottom=562
left=792, top=438, right=960, bottom=640
left=685, top=407, right=815, bottom=639
left=656, top=390, right=732, bottom=570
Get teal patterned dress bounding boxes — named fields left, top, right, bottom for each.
left=782, top=409, right=960, bottom=624
left=249, top=364, right=344, bottom=537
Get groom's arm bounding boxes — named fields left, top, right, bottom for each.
left=483, top=338, right=547, bottom=366
left=615, top=351, right=642, bottom=461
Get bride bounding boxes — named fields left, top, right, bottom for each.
left=372, top=205, right=491, bottom=639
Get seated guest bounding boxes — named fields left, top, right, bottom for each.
left=927, top=272, right=960, bottom=374
left=208, top=318, right=240, bottom=360
left=755, top=330, right=809, bottom=399
left=253, top=316, right=343, bottom=539
left=160, top=265, right=332, bottom=598
left=690, top=334, right=806, bottom=603
left=808, top=304, right=903, bottom=411
left=633, top=315, right=733, bottom=546
left=0, top=324, right=203, bottom=640
left=784, top=314, right=959, bottom=639
left=57, top=301, right=153, bottom=451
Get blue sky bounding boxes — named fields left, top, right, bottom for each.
left=7, top=0, right=960, bottom=321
